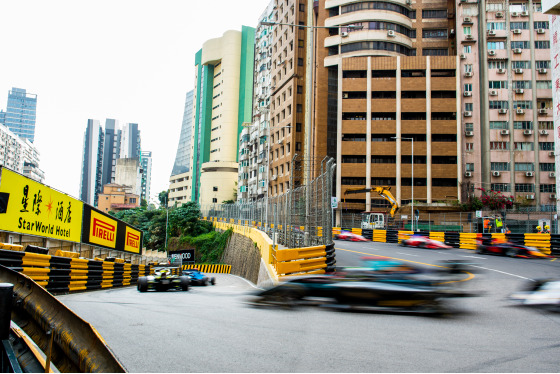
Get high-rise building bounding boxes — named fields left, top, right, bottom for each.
left=3, top=88, right=38, bottom=143
left=120, top=122, right=141, bottom=159
left=169, top=91, right=194, bottom=207
left=0, top=124, right=44, bottom=182
left=267, top=0, right=310, bottom=197
left=79, top=119, right=143, bottom=207
left=457, top=0, right=555, bottom=210
left=312, top=0, right=460, bottom=220
left=238, top=1, right=276, bottom=203
left=141, top=150, right=152, bottom=203
left=79, top=119, right=104, bottom=206
left=190, top=27, right=255, bottom=206
left=101, top=119, right=121, bottom=187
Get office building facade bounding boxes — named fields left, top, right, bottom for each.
left=141, top=150, right=152, bottom=203
left=190, top=27, right=255, bottom=206
left=79, top=119, right=104, bottom=206
left=2, top=88, right=38, bottom=143
left=169, top=91, right=195, bottom=207
left=312, top=0, right=460, bottom=218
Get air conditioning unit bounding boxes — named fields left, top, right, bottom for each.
left=465, top=34, right=473, bottom=40
left=464, top=111, right=473, bottom=117
left=464, top=17, right=472, bottom=23
left=550, top=151, right=556, bottom=157
left=496, top=12, right=504, bottom=18
left=497, top=68, right=506, bottom=74
left=540, top=129, right=549, bottom=135
left=341, top=31, right=349, bottom=37
left=526, top=194, right=535, bottom=200
left=488, top=50, right=496, bottom=56
left=515, top=88, right=524, bottom=94
left=538, top=68, right=547, bottom=74
left=500, top=129, right=510, bottom=135
left=490, top=90, right=498, bottom=96
left=512, top=11, right=519, bottom=17
left=551, top=194, right=557, bottom=199
left=498, top=108, right=508, bottom=114
left=492, top=171, right=501, bottom=177
left=538, top=108, right=548, bottom=114
left=525, top=171, right=534, bottom=177
left=488, top=30, right=496, bottom=36
left=388, top=30, right=396, bottom=37
left=514, top=68, right=523, bottom=74
left=464, top=91, right=472, bottom=97
left=464, top=72, right=473, bottom=77
left=523, top=129, right=532, bottom=135
left=465, top=130, right=474, bottom=136
left=514, top=48, right=522, bottom=54
left=342, top=92, right=349, bottom=99
left=550, top=172, right=556, bottom=178
left=537, top=28, right=545, bottom=34
left=406, top=0, right=412, bottom=4
left=521, top=11, right=528, bottom=16
left=460, top=53, right=467, bottom=59
left=513, top=29, right=522, bottom=34
left=464, top=171, right=472, bottom=177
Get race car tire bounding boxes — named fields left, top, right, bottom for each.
left=210, top=277, right=216, bottom=285
left=506, top=248, right=518, bottom=257
left=400, top=240, right=407, bottom=247
left=179, top=276, right=190, bottom=291
left=203, top=279, right=209, bottom=286
left=137, top=277, right=148, bottom=292
left=475, top=247, right=484, bottom=254
left=334, top=235, right=339, bottom=240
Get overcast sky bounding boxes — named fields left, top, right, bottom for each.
left=0, top=0, right=268, bottom=204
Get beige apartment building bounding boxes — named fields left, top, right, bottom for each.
left=97, top=184, right=140, bottom=213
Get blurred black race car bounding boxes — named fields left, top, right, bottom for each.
left=249, top=257, right=478, bottom=314
left=137, top=267, right=190, bottom=292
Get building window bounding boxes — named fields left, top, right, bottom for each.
left=539, top=142, right=554, bottom=151
left=540, top=163, right=555, bottom=171
left=514, top=142, right=534, bottom=151
left=422, top=9, right=447, bottom=18
left=297, top=104, right=303, bottom=113
left=296, top=142, right=302, bottom=151
left=213, top=186, right=218, bottom=191
left=466, top=163, right=474, bottom=171
left=490, top=141, right=509, bottom=150
left=463, top=45, right=471, bottom=53
left=492, top=183, right=510, bottom=192
left=466, top=143, right=474, bottom=151
left=212, top=198, right=218, bottom=203
left=514, top=163, right=535, bottom=171
left=515, top=184, right=535, bottom=193
left=491, top=162, right=510, bottom=171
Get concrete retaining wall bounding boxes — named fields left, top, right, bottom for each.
left=220, top=232, right=261, bottom=286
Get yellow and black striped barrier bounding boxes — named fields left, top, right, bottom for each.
left=182, top=264, right=231, bottom=273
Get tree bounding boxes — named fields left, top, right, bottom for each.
left=158, top=190, right=169, bottom=207
left=477, top=188, right=514, bottom=210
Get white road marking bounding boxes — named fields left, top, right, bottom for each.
left=396, top=252, right=419, bottom=257
left=460, top=255, right=487, bottom=259
left=470, top=265, right=534, bottom=281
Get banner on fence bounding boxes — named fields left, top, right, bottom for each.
left=168, top=249, right=195, bottom=264
left=81, top=205, right=143, bottom=253
left=0, top=167, right=83, bottom=242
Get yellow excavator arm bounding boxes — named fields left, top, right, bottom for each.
left=343, top=186, right=399, bottom=218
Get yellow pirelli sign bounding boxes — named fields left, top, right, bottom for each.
left=89, top=210, right=117, bottom=249
left=0, top=168, right=83, bottom=242
left=124, top=226, right=141, bottom=254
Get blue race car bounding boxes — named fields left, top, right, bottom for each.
left=182, top=268, right=216, bottom=286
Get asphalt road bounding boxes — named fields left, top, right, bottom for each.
left=57, top=241, right=560, bottom=373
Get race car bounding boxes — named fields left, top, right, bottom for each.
left=509, top=279, right=560, bottom=312
left=249, top=257, right=477, bottom=314
left=400, top=235, right=452, bottom=249
left=334, top=230, right=368, bottom=242
left=182, top=268, right=216, bottom=286
left=137, top=267, right=190, bottom=292
left=475, top=240, right=549, bottom=258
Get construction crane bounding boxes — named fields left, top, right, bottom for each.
left=343, top=186, right=399, bottom=229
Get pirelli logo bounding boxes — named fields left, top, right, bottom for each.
left=89, top=211, right=117, bottom=248
left=124, top=226, right=141, bottom=253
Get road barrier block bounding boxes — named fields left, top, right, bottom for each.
left=275, top=245, right=327, bottom=262
left=524, top=233, right=551, bottom=254
left=460, top=233, right=478, bottom=250
left=351, top=228, right=362, bottom=236
left=398, top=231, right=414, bottom=244
left=372, top=230, right=387, bottom=243
left=429, top=232, right=445, bottom=242
left=276, top=257, right=327, bottom=275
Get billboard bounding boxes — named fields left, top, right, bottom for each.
left=0, top=167, right=83, bottom=242
left=82, top=205, right=142, bottom=254
left=168, top=249, right=195, bottom=264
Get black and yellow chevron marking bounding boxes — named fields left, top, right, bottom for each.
left=182, top=264, right=231, bottom=274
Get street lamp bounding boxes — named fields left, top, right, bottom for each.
left=392, top=136, right=414, bottom=231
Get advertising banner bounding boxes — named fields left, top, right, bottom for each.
left=0, top=167, right=83, bottom=242
left=82, top=204, right=143, bottom=254
left=168, top=249, right=195, bottom=264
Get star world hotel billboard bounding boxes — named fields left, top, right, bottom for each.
left=0, top=167, right=142, bottom=254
